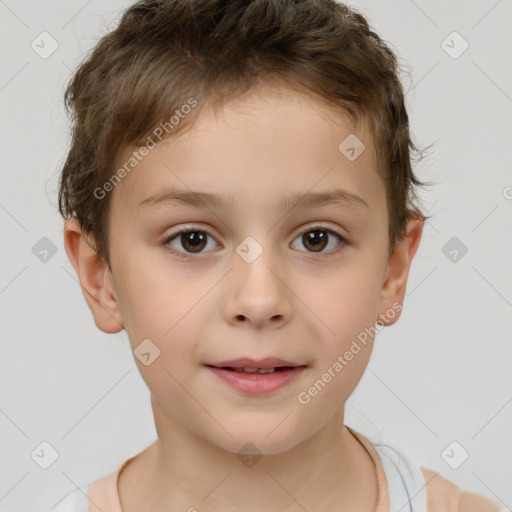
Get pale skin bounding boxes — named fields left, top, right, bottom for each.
left=64, top=84, right=498, bottom=511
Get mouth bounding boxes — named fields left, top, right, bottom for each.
left=205, top=357, right=305, bottom=371
left=206, top=365, right=300, bottom=374
left=204, top=358, right=307, bottom=394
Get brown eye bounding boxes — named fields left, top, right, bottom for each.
left=291, top=227, right=345, bottom=255
left=164, top=229, right=218, bottom=256
left=163, top=225, right=346, bottom=259
left=302, top=230, right=328, bottom=252
left=179, top=231, right=208, bottom=253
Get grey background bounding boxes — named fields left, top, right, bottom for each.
left=0, top=0, right=511, bottom=510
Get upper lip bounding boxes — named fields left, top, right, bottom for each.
left=206, top=358, right=305, bottom=369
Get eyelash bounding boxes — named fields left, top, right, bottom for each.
left=161, top=224, right=348, bottom=259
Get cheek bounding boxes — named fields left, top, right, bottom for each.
left=116, top=257, right=212, bottom=364
left=114, top=249, right=204, bottom=338
left=128, top=307, right=207, bottom=410
left=298, top=296, right=376, bottom=412
left=304, top=258, right=382, bottom=338
left=296, top=257, right=383, bottom=403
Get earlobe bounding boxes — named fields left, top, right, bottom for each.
left=63, top=218, right=124, bottom=334
left=377, top=217, right=424, bottom=327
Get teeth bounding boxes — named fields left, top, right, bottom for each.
left=232, top=367, right=277, bottom=374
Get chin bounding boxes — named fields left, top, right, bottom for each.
left=208, top=423, right=305, bottom=457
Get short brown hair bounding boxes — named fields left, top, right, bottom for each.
left=58, top=0, right=433, bottom=267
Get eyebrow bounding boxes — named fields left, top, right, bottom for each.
left=138, top=187, right=369, bottom=211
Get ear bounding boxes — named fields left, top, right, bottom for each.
left=63, top=218, right=124, bottom=333
left=376, top=216, right=424, bottom=327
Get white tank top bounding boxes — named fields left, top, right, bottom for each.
left=372, top=440, right=428, bottom=511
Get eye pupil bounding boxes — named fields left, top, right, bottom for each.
left=182, top=231, right=207, bottom=252
left=303, top=230, right=328, bottom=252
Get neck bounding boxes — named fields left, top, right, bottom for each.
left=119, top=395, right=378, bottom=512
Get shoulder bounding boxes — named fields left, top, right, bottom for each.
left=459, top=491, right=505, bottom=512
left=46, top=486, right=89, bottom=512
left=420, top=467, right=503, bottom=512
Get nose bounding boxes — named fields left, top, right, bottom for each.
left=222, top=244, right=293, bottom=330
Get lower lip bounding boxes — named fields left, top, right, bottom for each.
left=205, top=366, right=306, bottom=394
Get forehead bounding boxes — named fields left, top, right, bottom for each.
left=110, top=84, right=386, bottom=220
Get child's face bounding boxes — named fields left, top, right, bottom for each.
left=69, top=84, right=422, bottom=455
